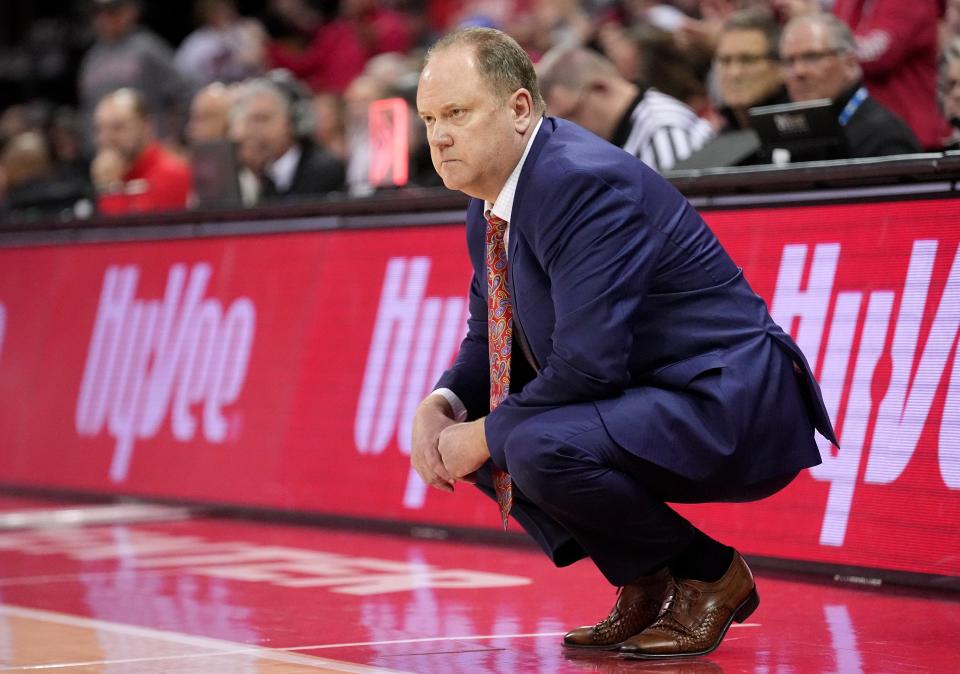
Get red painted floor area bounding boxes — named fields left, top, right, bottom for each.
left=0, top=498, right=957, bottom=673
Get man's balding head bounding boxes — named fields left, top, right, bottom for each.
left=188, top=82, right=232, bottom=144
left=417, top=29, right=539, bottom=201
left=94, top=88, right=153, bottom=162
left=426, top=28, right=545, bottom=117
left=537, top=45, right=638, bottom=141
left=780, top=13, right=861, bottom=103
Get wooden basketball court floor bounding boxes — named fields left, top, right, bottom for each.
left=0, top=494, right=956, bottom=673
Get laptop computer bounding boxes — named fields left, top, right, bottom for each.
left=747, top=98, right=846, bottom=162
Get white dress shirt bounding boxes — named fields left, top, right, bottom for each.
left=267, top=144, right=302, bottom=193
left=432, top=117, right=544, bottom=421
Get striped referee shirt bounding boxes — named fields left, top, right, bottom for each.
left=612, top=89, right=715, bottom=173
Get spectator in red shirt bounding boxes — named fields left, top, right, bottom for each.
left=267, top=0, right=413, bottom=93
left=91, top=88, right=192, bottom=215
left=833, top=0, right=950, bottom=150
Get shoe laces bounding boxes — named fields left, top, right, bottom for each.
left=654, top=580, right=701, bottom=633
left=592, top=586, right=625, bottom=634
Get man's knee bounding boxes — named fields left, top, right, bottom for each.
left=502, top=417, right=603, bottom=503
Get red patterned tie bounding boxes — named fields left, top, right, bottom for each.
left=485, top=210, right=513, bottom=529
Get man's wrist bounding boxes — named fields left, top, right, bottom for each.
left=423, top=391, right=455, bottom=418
left=430, top=388, right=468, bottom=421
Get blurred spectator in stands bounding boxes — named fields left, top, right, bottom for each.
left=79, top=0, right=195, bottom=151
left=226, top=95, right=264, bottom=206
left=0, top=131, right=92, bottom=223
left=176, top=0, right=267, bottom=85
left=780, top=13, right=922, bottom=158
left=47, top=107, right=90, bottom=185
left=233, top=73, right=345, bottom=201
left=267, top=0, right=414, bottom=94
left=677, top=8, right=788, bottom=168
left=770, top=0, right=824, bottom=21
left=941, top=38, right=960, bottom=149
left=343, top=73, right=386, bottom=196
left=595, top=20, right=645, bottom=85
left=187, top=82, right=233, bottom=145
left=312, top=92, right=348, bottom=161
left=944, top=0, right=960, bottom=49
left=674, top=0, right=769, bottom=54
left=714, top=9, right=788, bottom=131
left=91, top=88, right=192, bottom=215
left=593, top=19, right=712, bottom=113
left=3, top=14, right=89, bottom=115
left=538, top=45, right=714, bottom=172
left=833, top=0, right=949, bottom=150
left=633, top=24, right=713, bottom=116
left=342, top=53, right=419, bottom=195
left=523, top=0, right=593, bottom=56
left=0, top=106, right=33, bottom=146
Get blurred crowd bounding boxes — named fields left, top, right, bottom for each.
left=1, top=0, right=959, bottom=224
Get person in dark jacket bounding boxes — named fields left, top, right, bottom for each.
left=833, top=0, right=949, bottom=151
left=1, top=131, right=91, bottom=223
left=780, top=13, right=922, bottom=158
left=79, top=0, right=194, bottom=150
left=234, top=74, right=345, bottom=201
left=715, top=9, right=789, bottom=133
left=678, top=8, right=791, bottom=168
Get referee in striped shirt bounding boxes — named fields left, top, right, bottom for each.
left=538, top=45, right=715, bottom=173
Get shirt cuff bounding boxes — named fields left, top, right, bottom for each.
left=431, top=388, right=468, bottom=422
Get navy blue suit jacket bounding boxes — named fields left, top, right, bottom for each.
left=437, top=117, right=835, bottom=486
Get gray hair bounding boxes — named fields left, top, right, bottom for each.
left=234, top=78, right=289, bottom=117
left=426, top=28, right=546, bottom=115
left=784, top=13, right=857, bottom=55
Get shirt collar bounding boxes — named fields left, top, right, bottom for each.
left=267, top=144, right=302, bottom=193
left=610, top=92, right=645, bottom=148
left=485, top=116, right=544, bottom=223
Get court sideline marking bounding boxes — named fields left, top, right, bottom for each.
left=0, top=603, right=761, bottom=671
left=0, top=604, right=412, bottom=673
left=284, top=623, right=758, bottom=652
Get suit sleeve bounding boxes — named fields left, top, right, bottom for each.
left=484, top=170, right=666, bottom=469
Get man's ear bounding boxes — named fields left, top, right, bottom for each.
left=588, top=78, right=608, bottom=96
left=511, top=88, right=534, bottom=133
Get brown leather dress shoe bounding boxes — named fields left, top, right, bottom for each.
left=619, top=552, right=759, bottom=659
left=563, top=567, right=671, bottom=650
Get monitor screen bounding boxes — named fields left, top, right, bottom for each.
left=748, top=98, right=846, bottom=161
left=190, top=140, right=242, bottom=209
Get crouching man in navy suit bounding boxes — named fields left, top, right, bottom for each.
left=411, top=27, right=836, bottom=660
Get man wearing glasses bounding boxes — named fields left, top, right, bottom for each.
left=677, top=8, right=790, bottom=167
left=779, top=13, right=921, bottom=158
left=714, top=10, right=789, bottom=135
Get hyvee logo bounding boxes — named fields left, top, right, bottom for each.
left=355, top=257, right=470, bottom=509
left=772, top=240, right=960, bottom=546
left=76, top=264, right=256, bottom=483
